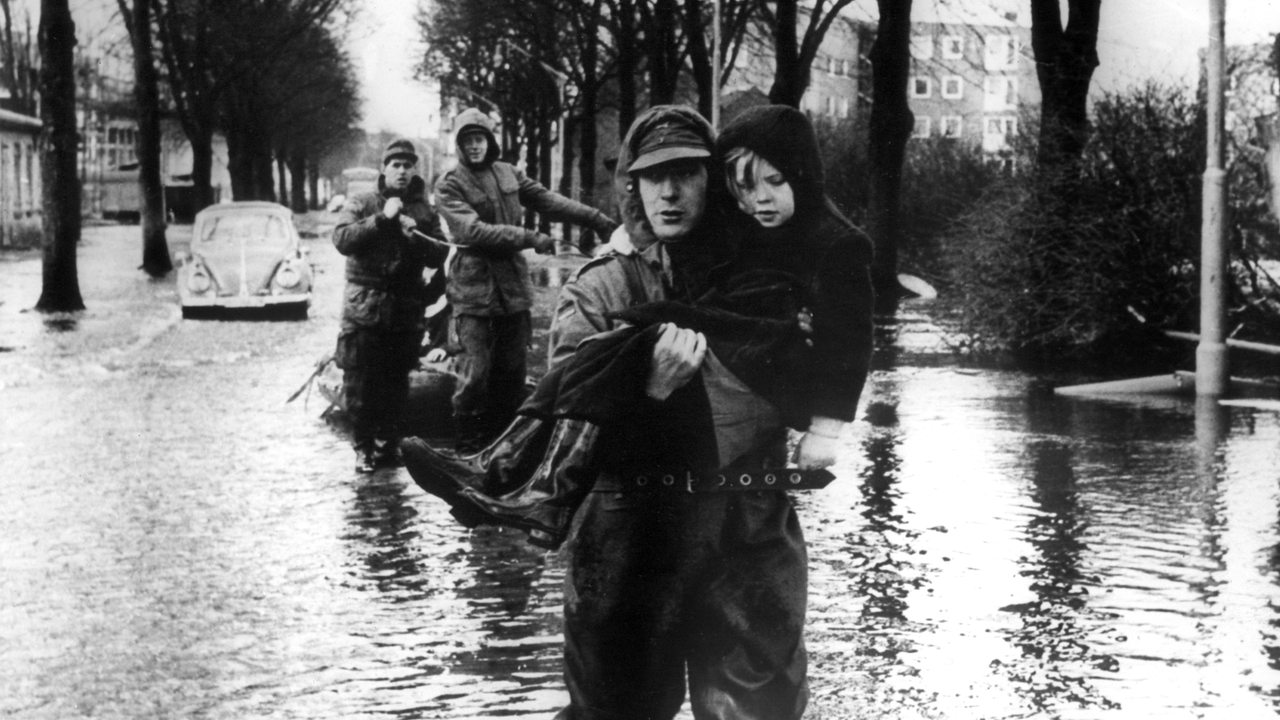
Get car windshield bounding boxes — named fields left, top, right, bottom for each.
left=198, top=212, right=290, bottom=247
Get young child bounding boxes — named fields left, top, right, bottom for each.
left=402, top=104, right=873, bottom=549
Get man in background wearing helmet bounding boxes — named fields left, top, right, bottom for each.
left=435, top=108, right=617, bottom=452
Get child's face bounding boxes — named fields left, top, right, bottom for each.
left=729, top=154, right=795, bottom=228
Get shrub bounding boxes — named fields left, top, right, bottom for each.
left=814, top=116, right=1004, bottom=274
left=936, top=83, right=1208, bottom=362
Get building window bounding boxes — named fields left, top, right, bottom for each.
left=941, top=116, right=963, bottom=138
left=984, top=116, right=1016, bottom=136
left=983, top=76, right=1017, bottom=111
left=826, top=96, right=837, bottom=116
left=12, top=143, right=21, bottom=217
left=828, top=56, right=838, bottom=75
left=984, top=34, right=1017, bottom=70
left=983, top=116, right=1016, bottom=153
left=23, top=142, right=34, bottom=214
left=912, top=116, right=931, bottom=138
left=839, top=97, right=851, bottom=119
left=911, top=77, right=932, bottom=98
left=910, top=35, right=933, bottom=60
left=840, top=59, right=850, bottom=77
left=942, top=76, right=963, bottom=99
left=942, top=36, right=964, bottom=59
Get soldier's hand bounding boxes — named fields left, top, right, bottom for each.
left=399, top=214, right=417, bottom=235
left=530, top=232, right=556, bottom=255
left=646, top=323, right=706, bottom=401
left=383, top=197, right=404, bottom=220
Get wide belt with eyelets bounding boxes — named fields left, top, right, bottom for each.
left=593, top=468, right=835, bottom=494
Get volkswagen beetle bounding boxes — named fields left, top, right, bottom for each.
left=176, top=202, right=313, bottom=319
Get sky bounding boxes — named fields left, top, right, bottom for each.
left=1089, top=0, right=1280, bottom=92
left=350, top=0, right=440, bottom=138
left=352, top=0, right=1280, bottom=137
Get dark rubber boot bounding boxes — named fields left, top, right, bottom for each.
left=401, top=415, right=553, bottom=528
left=454, top=414, right=488, bottom=455
left=456, top=418, right=601, bottom=550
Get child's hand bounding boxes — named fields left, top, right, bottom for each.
left=795, top=432, right=838, bottom=468
left=424, top=347, right=448, bottom=363
left=794, top=417, right=846, bottom=469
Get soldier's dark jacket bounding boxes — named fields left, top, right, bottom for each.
left=333, top=174, right=448, bottom=335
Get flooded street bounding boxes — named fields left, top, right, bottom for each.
left=3, top=223, right=1280, bottom=719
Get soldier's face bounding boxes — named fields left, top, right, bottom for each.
left=383, top=158, right=415, bottom=190
left=460, top=132, right=489, bottom=165
left=635, top=159, right=708, bottom=241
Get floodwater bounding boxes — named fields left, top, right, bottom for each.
left=2, top=224, right=1280, bottom=719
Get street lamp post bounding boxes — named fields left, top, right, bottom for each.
left=1197, top=0, right=1228, bottom=396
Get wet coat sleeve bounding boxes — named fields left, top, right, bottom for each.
left=516, top=170, right=618, bottom=237
left=548, top=254, right=663, bottom=370
left=402, top=205, right=449, bottom=269
left=807, top=228, right=875, bottom=422
left=434, top=173, right=538, bottom=252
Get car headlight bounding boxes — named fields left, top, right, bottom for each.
left=187, top=269, right=213, bottom=294
left=274, top=263, right=302, bottom=290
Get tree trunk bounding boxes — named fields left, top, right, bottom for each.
left=560, top=117, right=581, bottom=249
left=307, top=158, right=320, bottom=210
left=34, top=0, right=83, bottom=312
left=683, top=0, right=713, bottom=119
left=538, top=112, right=554, bottom=234
left=276, top=154, right=287, bottom=206
left=190, top=128, right=215, bottom=210
left=866, top=0, right=914, bottom=311
left=122, top=0, right=171, bottom=277
left=578, top=0, right=602, bottom=252
left=227, top=127, right=253, bottom=200
left=646, top=0, right=679, bottom=105
left=288, top=148, right=306, bottom=213
left=254, top=141, right=275, bottom=202
left=767, top=0, right=802, bottom=106
left=617, top=0, right=636, bottom=141
left=1030, top=0, right=1100, bottom=174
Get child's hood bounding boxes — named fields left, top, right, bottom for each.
left=716, top=104, right=825, bottom=211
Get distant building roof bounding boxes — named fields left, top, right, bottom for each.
left=0, top=107, right=41, bottom=131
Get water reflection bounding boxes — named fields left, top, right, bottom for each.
left=345, top=474, right=427, bottom=597
left=43, top=314, right=78, bottom=332
left=999, top=388, right=1118, bottom=714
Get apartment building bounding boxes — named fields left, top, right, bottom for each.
left=901, top=8, right=1038, bottom=154
left=1220, top=39, right=1280, bottom=149
left=724, top=4, right=1038, bottom=156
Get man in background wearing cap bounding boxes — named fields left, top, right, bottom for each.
left=333, top=139, right=449, bottom=474
left=548, top=105, right=810, bottom=720
left=435, top=108, right=617, bottom=452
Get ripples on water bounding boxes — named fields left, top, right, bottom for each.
left=3, top=264, right=1280, bottom=719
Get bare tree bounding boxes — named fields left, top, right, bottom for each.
left=866, top=0, right=914, bottom=308
left=119, top=0, right=171, bottom=277
left=35, top=0, right=84, bottom=313
left=762, top=0, right=857, bottom=107
left=156, top=0, right=220, bottom=212
left=0, top=0, right=38, bottom=114
left=1029, top=0, right=1100, bottom=173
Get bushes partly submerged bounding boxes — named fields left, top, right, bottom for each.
left=935, top=83, right=1280, bottom=363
